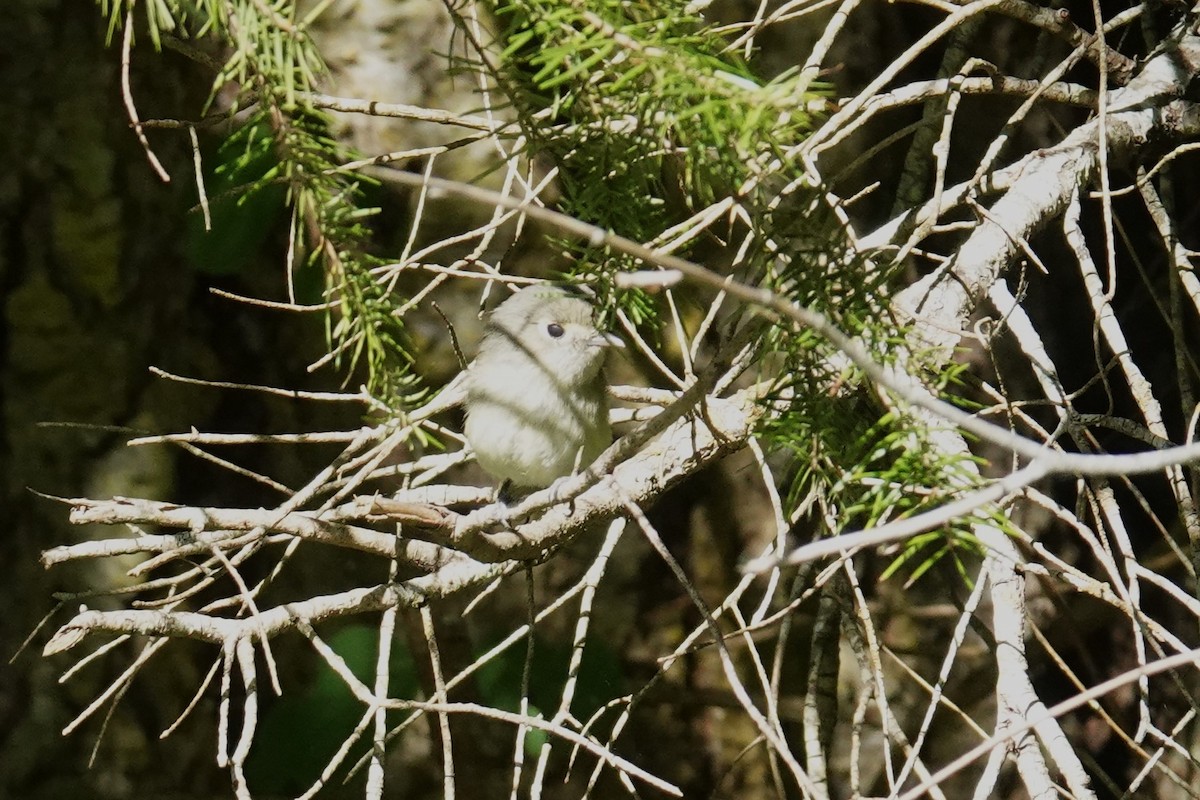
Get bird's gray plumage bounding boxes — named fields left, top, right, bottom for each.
left=464, top=286, right=616, bottom=489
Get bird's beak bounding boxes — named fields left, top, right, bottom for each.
left=592, top=332, right=625, bottom=348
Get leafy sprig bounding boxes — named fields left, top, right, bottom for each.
left=99, top=0, right=419, bottom=408
left=480, top=0, right=984, bottom=577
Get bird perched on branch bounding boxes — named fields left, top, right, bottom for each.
left=465, top=285, right=621, bottom=493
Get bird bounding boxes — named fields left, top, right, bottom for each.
left=464, top=284, right=621, bottom=493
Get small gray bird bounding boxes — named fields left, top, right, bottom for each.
left=465, top=285, right=620, bottom=491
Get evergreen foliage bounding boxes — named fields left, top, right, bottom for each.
left=102, top=0, right=983, bottom=575
left=99, top=0, right=421, bottom=408
left=475, top=0, right=984, bottom=572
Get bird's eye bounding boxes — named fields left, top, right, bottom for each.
left=546, top=322, right=565, bottom=338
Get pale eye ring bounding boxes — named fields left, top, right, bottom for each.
left=546, top=322, right=565, bottom=338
